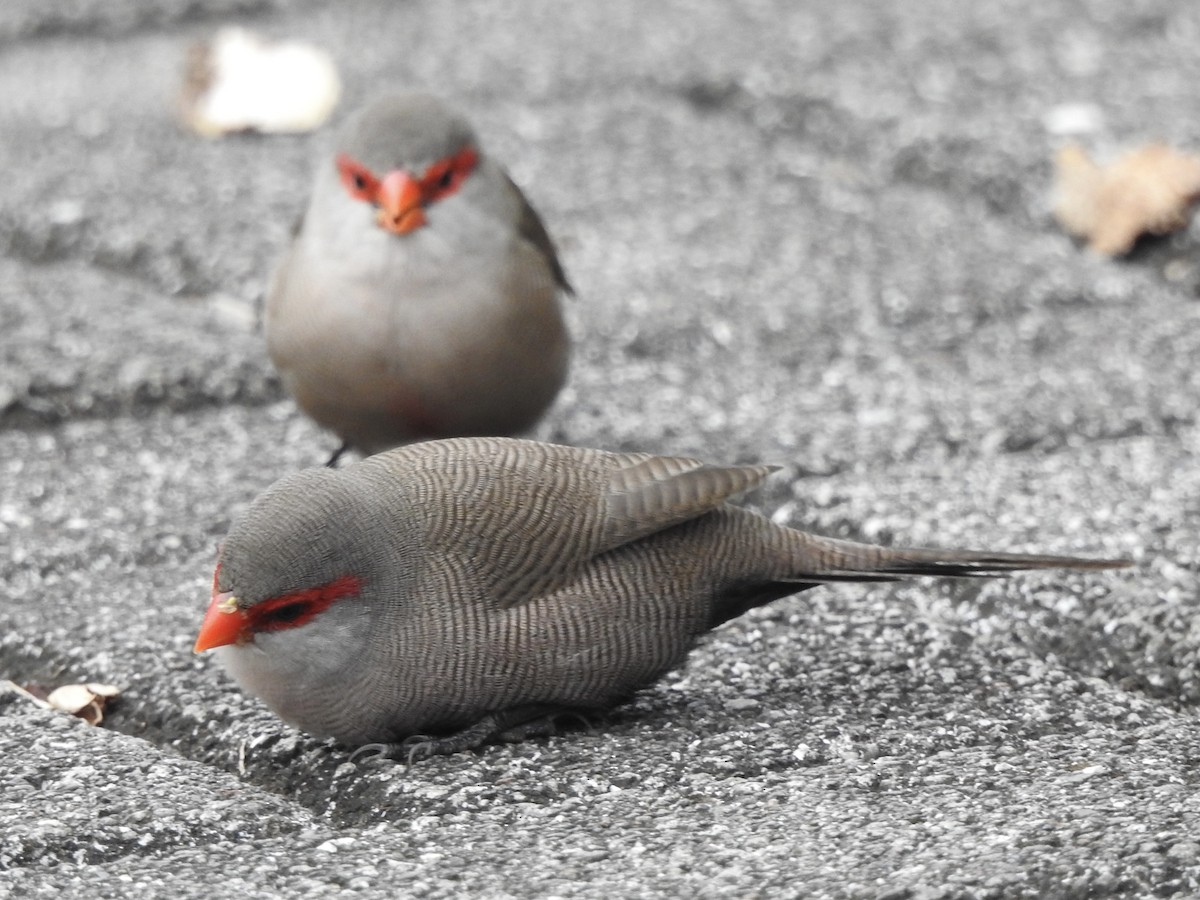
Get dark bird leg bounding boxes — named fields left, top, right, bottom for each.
left=349, top=705, right=588, bottom=765
left=324, top=442, right=351, bottom=468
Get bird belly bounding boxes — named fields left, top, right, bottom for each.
left=268, top=233, right=566, bottom=453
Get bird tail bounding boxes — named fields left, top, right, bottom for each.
left=708, top=525, right=1131, bottom=627
left=786, top=532, right=1131, bottom=584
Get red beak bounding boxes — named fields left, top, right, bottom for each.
left=377, top=171, right=428, bottom=234
left=194, top=590, right=249, bottom=653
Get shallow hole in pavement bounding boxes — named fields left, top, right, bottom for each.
left=2, top=637, right=693, bottom=827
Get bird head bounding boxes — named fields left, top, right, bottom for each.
left=331, top=93, right=481, bottom=236
left=194, top=467, right=379, bottom=661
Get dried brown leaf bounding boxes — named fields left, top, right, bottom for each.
left=1052, top=143, right=1200, bottom=256
left=45, top=682, right=120, bottom=726
left=5, top=680, right=121, bottom=726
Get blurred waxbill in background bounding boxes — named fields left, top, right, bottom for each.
left=266, top=94, right=570, bottom=461
left=195, top=437, right=1130, bottom=762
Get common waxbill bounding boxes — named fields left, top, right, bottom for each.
left=195, top=437, right=1130, bottom=761
left=266, top=93, right=570, bottom=460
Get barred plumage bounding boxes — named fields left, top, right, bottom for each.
left=199, top=437, right=1130, bottom=759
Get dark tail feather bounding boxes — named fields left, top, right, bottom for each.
left=710, top=529, right=1131, bottom=628
left=824, top=546, right=1131, bottom=581
left=791, top=533, right=1132, bottom=585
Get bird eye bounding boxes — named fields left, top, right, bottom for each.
left=250, top=575, right=362, bottom=634
left=420, top=147, right=478, bottom=203
left=262, top=602, right=306, bottom=625
left=336, top=154, right=379, bottom=203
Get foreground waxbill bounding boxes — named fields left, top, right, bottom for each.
left=195, top=437, right=1129, bottom=761
left=266, top=94, right=570, bottom=459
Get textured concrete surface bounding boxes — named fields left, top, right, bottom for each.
left=2, top=0, right=1200, bottom=897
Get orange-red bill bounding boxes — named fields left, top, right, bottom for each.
left=377, top=171, right=428, bottom=234
left=194, top=590, right=250, bottom=653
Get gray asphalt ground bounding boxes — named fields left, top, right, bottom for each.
left=2, top=1, right=1200, bottom=897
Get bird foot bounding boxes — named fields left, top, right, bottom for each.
left=349, top=734, right=443, bottom=766
left=348, top=705, right=593, bottom=765
left=496, top=709, right=598, bottom=742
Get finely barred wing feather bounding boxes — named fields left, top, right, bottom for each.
left=598, top=456, right=779, bottom=554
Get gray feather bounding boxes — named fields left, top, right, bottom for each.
left=210, top=437, right=1130, bottom=750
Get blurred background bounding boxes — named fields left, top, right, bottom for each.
left=2, top=0, right=1199, bottom=896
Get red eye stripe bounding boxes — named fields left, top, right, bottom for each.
left=248, top=575, right=363, bottom=633
left=336, top=154, right=381, bottom=203
left=418, top=146, right=479, bottom=204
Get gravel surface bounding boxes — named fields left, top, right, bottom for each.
left=3, top=1, right=1200, bottom=898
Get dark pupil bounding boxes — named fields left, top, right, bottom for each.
left=440, top=170, right=454, bottom=189
left=353, top=174, right=366, bottom=191
left=266, top=603, right=305, bottom=624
